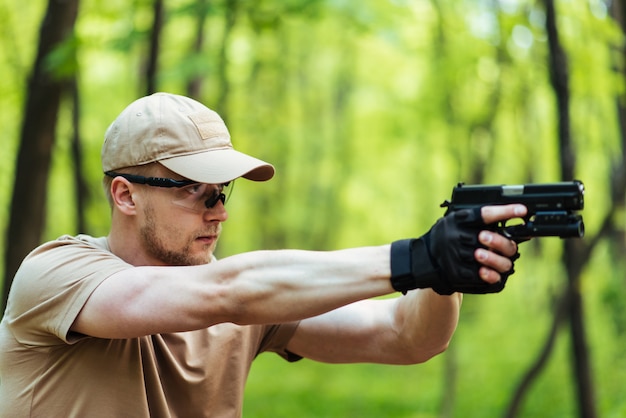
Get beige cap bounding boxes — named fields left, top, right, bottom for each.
left=102, top=92, right=275, bottom=184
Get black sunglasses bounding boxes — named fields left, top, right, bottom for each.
left=105, top=171, right=230, bottom=209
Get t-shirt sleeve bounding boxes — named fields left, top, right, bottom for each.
left=5, top=236, right=131, bottom=347
left=257, top=322, right=302, bottom=362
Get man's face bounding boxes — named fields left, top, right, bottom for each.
left=135, top=168, right=229, bottom=266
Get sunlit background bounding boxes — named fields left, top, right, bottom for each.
left=1, top=0, right=624, bottom=416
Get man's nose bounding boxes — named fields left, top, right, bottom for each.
left=204, top=198, right=228, bottom=222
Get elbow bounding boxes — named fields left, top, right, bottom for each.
left=405, top=338, right=452, bottom=365
left=424, top=340, right=451, bottom=362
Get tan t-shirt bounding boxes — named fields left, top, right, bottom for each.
left=0, top=235, right=300, bottom=417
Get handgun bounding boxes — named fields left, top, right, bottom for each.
left=440, top=180, right=585, bottom=242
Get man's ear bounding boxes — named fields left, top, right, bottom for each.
left=110, top=178, right=138, bottom=215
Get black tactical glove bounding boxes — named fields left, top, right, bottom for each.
left=390, top=207, right=519, bottom=295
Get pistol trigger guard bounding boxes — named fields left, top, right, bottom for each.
left=497, top=222, right=513, bottom=239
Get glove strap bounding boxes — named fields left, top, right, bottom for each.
left=390, top=239, right=441, bottom=294
left=390, top=239, right=416, bottom=294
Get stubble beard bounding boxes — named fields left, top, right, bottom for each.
left=140, top=205, right=215, bottom=266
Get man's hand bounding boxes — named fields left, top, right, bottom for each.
left=475, top=204, right=527, bottom=284
left=390, top=204, right=527, bottom=295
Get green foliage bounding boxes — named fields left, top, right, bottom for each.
left=1, top=0, right=625, bottom=416
left=244, top=356, right=446, bottom=417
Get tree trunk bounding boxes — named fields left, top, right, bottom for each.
left=504, top=2, right=602, bottom=416
left=186, top=0, right=209, bottom=99
left=545, top=1, right=596, bottom=416
left=2, top=0, right=80, bottom=313
left=146, top=0, right=164, bottom=95
left=503, top=293, right=568, bottom=418
left=70, top=79, right=88, bottom=234
left=610, top=0, right=626, bottom=249
left=216, top=0, right=239, bottom=119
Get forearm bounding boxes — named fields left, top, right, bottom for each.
left=214, top=246, right=393, bottom=325
left=284, top=289, right=461, bottom=365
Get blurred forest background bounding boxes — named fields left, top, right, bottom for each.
left=1, top=0, right=625, bottom=417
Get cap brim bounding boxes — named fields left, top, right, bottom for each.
left=159, top=148, right=275, bottom=184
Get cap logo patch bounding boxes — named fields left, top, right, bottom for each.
left=188, top=112, right=230, bottom=143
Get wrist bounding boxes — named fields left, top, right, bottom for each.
left=390, top=239, right=417, bottom=294
left=390, top=238, right=441, bottom=294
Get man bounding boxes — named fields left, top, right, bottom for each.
left=0, top=92, right=526, bottom=417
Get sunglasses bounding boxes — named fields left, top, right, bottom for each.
left=105, top=171, right=233, bottom=212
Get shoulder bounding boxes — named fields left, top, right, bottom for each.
left=21, top=234, right=117, bottom=268
left=8, top=235, right=131, bottom=323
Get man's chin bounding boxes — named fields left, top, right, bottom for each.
left=187, top=247, right=215, bottom=265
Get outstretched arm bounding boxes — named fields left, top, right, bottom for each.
left=72, top=204, right=524, bottom=345
left=71, top=245, right=393, bottom=338
left=286, top=204, right=524, bottom=364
